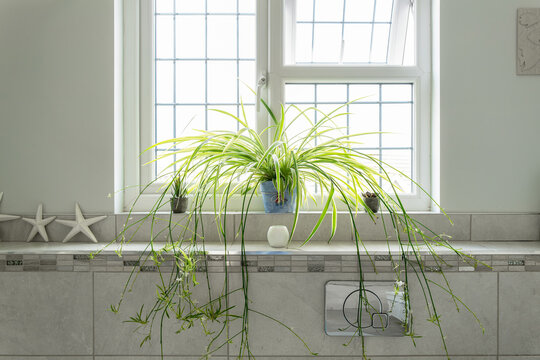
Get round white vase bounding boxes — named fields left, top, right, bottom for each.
left=267, top=225, right=289, bottom=248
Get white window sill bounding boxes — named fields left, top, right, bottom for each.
left=1, top=241, right=539, bottom=256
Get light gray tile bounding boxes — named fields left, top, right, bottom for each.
left=500, top=272, right=540, bottom=354
left=94, top=272, right=228, bottom=356
left=234, top=212, right=351, bottom=243
left=252, top=357, right=495, bottom=360
left=409, top=213, right=471, bottom=241
left=228, top=272, right=496, bottom=357
left=472, top=214, right=540, bottom=241
left=0, top=273, right=93, bottom=355
left=0, top=358, right=93, bottom=360
left=352, top=213, right=470, bottom=241
left=116, top=213, right=234, bottom=243
left=0, top=219, right=32, bottom=242
left=500, top=357, right=540, bottom=359
left=95, top=357, right=226, bottom=360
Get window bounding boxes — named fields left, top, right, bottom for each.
left=123, top=0, right=431, bottom=211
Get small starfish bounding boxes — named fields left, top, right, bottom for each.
left=22, top=204, right=56, bottom=242
left=56, top=203, right=107, bottom=243
left=0, top=192, right=20, bottom=223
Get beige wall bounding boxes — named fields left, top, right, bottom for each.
left=439, top=0, right=540, bottom=212
left=1, top=0, right=539, bottom=214
left=0, top=0, right=114, bottom=214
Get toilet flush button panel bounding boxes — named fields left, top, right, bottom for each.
left=325, top=281, right=407, bottom=337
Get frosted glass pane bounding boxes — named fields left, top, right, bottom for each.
left=176, top=61, right=205, bottom=103
left=156, top=105, right=174, bottom=146
left=381, top=149, right=412, bottom=193
left=314, top=0, right=344, bottom=22
left=313, top=24, right=342, bottom=63
left=207, top=0, right=236, bottom=13
left=295, top=23, right=313, bottom=63
left=156, top=15, right=174, bottom=58
left=345, top=0, right=375, bottom=22
left=176, top=0, right=204, bottom=13
left=381, top=104, right=412, bottom=148
left=156, top=60, right=174, bottom=103
left=155, top=0, right=174, bottom=13
left=370, top=24, right=390, bottom=63
left=207, top=16, right=237, bottom=58
left=207, top=105, right=238, bottom=131
left=207, top=61, right=237, bottom=103
left=240, top=105, right=256, bottom=128
left=238, top=60, right=256, bottom=104
left=342, top=24, right=371, bottom=63
left=296, top=0, right=314, bottom=21
left=349, top=104, right=379, bottom=148
left=317, top=84, right=347, bottom=103
left=402, top=7, right=415, bottom=66
left=286, top=104, right=316, bottom=147
left=176, top=105, right=205, bottom=135
left=176, top=16, right=205, bottom=58
left=349, top=84, right=380, bottom=102
left=374, top=0, right=394, bottom=22
left=155, top=150, right=176, bottom=178
left=238, top=0, right=256, bottom=13
left=239, top=15, right=255, bottom=59
left=381, top=84, right=412, bottom=102
left=317, top=103, right=348, bottom=141
left=286, top=84, right=315, bottom=103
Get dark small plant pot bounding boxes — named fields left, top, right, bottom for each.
left=171, top=196, right=188, bottom=213
left=363, top=196, right=379, bottom=213
left=260, top=181, right=296, bottom=213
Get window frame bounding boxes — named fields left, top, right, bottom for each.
left=121, top=0, right=432, bottom=212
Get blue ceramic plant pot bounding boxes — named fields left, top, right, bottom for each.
left=260, top=180, right=296, bottom=213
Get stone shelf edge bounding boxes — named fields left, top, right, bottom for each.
left=1, top=241, right=539, bottom=256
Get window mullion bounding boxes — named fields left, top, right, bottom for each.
left=138, top=0, right=155, bottom=192
left=267, top=0, right=285, bottom=143
left=256, top=0, right=269, bottom=146
left=278, top=65, right=423, bottom=81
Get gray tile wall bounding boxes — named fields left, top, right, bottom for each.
left=0, top=213, right=539, bottom=243
left=1, top=270, right=539, bottom=358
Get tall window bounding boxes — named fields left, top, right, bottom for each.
left=127, top=0, right=431, bottom=210
left=153, top=0, right=257, bottom=176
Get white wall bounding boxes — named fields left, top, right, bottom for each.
left=440, top=0, right=540, bottom=212
left=1, top=0, right=539, bottom=214
left=0, top=0, right=114, bottom=214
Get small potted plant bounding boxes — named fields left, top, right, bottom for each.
left=170, top=175, right=188, bottom=213
left=362, top=191, right=379, bottom=213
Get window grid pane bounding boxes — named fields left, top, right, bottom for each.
left=295, top=0, right=396, bottom=64
left=154, top=0, right=256, bottom=179
left=285, top=82, right=414, bottom=194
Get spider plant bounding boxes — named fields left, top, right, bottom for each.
left=170, top=175, right=188, bottom=199
left=101, top=98, right=484, bottom=360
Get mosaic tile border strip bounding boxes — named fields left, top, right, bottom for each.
left=0, top=253, right=539, bottom=273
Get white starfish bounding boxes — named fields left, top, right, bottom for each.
left=0, top=192, right=20, bottom=223
left=56, top=203, right=107, bottom=243
left=22, top=204, right=56, bottom=242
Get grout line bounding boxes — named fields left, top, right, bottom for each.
left=93, top=271, right=95, bottom=358
left=226, top=261, right=230, bottom=360
left=469, top=214, right=473, bottom=241
left=497, top=271, right=500, bottom=360
left=114, top=214, right=118, bottom=240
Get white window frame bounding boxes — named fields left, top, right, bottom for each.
left=120, top=0, right=432, bottom=212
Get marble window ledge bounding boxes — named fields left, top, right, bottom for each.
left=1, top=241, right=539, bottom=256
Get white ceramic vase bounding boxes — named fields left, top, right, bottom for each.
left=267, top=225, right=289, bottom=248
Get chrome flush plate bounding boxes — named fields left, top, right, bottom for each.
left=325, top=281, right=407, bottom=337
